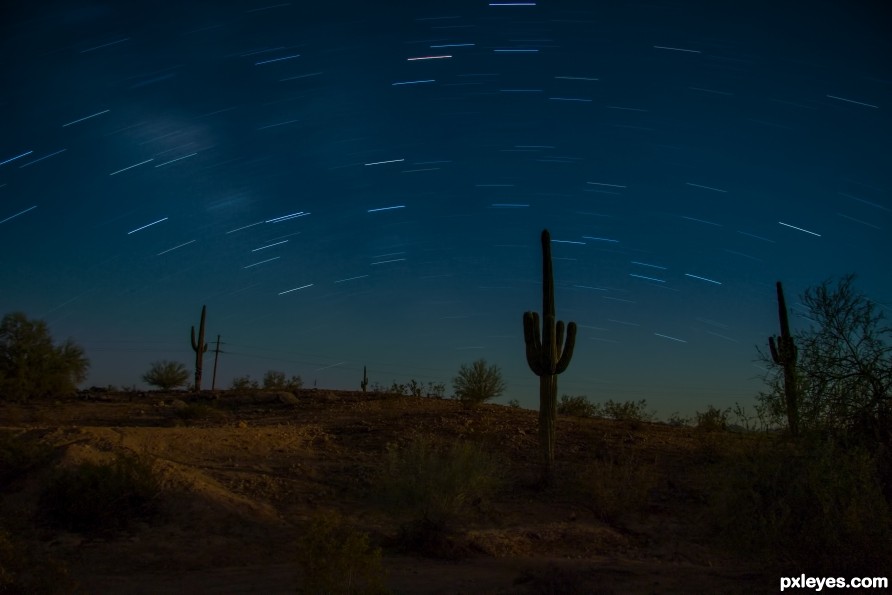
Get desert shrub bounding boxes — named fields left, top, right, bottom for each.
left=577, top=445, right=655, bottom=523
left=262, top=370, right=302, bottom=391
left=295, top=510, right=388, bottom=595
left=231, top=374, right=259, bottom=390
left=695, top=405, right=729, bottom=431
left=142, top=360, right=189, bottom=390
left=0, top=431, right=54, bottom=486
left=38, top=452, right=163, bottom=534
left=407, top=379, right=423, bottom=398
left=507, top=399, right=521, bottom=409
left=557, top=395, right=597, bottom=417
left=666, top=411, right=692, bottom=426
left=0, top=312, right=89, bottom=401
left=375, top=435, right=503, bottom=549
left=710, top=438, right=891, bottom=574
left=452, top=359, right=505, bottom=406
left=598, top=399, right=655, bottom=423
left=387, top=381, right=407, bottom=396
left=426, top=381, right=446, bottom=398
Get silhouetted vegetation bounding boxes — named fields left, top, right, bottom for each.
left=38, top=453, right=163, bottom=534
left=523, top=229, right=577, bottom=485
left=0, top=312, right=89, bottom=401
left=295, top=510, right=388, bottom=595
left=452, top=359, right=505, bottom=406
left=557, top=395, right=655, bottom=423
left=142, top=360, right=190, bottom=390
left=767, top=281, right=800, bottom=436
left=231, top=374, right=260, bottom=390
left=262, top=370, right=302, bottom=391
left=189, top=305, right=209, bottom=391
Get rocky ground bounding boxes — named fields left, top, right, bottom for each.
left=0, top=389, right=770, bottom=594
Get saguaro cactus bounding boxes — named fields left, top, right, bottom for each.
left=768, top=281, right=799, bottom=436
left=523, top=229, right=577, bottom=485
left=361, top=365, right=369, bottom=393
left=191, top=305, right=209, bottom=392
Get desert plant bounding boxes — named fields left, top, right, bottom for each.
left=452, top=359, right=505, bottom=406
left=407, top=379, right=424, bottom=398
left=426, top=381, right=446, bottom=398
left=38, top=452, right=163, bottom=534
left=711, top=437, right=891, bottom=574
left=376, top=436, right=503, bottom=545
left=0, top=312, right=89, bottom=401
left=142, top=360, right=190, bottom=390
left=295, top=510, right=388, bottom=595
left=0, top=431, right=54, bottom=486
left=557, top=394, right=597, bottom=417
left=599, top=398, right=655, bottom=422
left=262, top=370, right=302, bottom=391
left=523, top=229, right=578, bottom=485
left=696, top=405, right=729, bottom=432
left=578, top=444, right=656, bottom=523
left=507, top=399, right=521, bottom=409
left=361, top=365, right=369, bottom=393
left=190, top=305, right=209, bottom=391
left=231, top=374, right=259, bottom=390
left=768, top=281, right=800, bottom=436
left=666, top=411, right=693, bottom=427
left=758, top=275, right=892, bottom=442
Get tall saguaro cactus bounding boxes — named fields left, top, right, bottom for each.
left=768, top=281, right=799, bottom=436
left=523, top=229, right=577, bottom=485
left=191, top=305, right=209, bottom=392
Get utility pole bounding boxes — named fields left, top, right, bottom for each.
left=211, top=335, right=223, bottom=390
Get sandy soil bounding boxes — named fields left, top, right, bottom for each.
left=0, top=390, right=769, bottom=593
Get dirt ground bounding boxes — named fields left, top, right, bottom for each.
left=1, top=390, right=770, bottom=594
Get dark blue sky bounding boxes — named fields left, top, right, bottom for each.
left=1, top=1, right=889, bottom=416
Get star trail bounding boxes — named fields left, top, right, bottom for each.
left=1, top=0, right=889, bottom=416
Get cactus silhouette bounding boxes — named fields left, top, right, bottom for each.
left=768, top=281, right=799, bottom=436
left=523, top=229, right=577, bottom=485
left=361, top=365, right=369, bottom=393
left=191, top=305, right=209, bottom=392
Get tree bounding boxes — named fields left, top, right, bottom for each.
left=142, top=360, right=190, bottom=391
left=758, top=275, right=892, bottom=442
left=452, top=359, right=505, bottom=406
left=0, top=312, right=89, bottom=400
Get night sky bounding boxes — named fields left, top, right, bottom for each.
left=2, top=1, right=889, bottom=417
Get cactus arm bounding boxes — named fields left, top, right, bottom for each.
left=768, top=335, right=780, bottom=363
left=555, top=321, right=577, bottom=374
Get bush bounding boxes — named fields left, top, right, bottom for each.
left=507, top=399, right=521, bottom=409
left=557, top=395, right=597, bottom=417
left=599, top=399, right=655, bottom=422
left=0, top=431, right=54, bottom=486
left=452, top=359, right=505, bottom=406
left=262, top=370, right=302, bottom=391
left=142, top=360, right=190, bottom=390
left=0, top=312, right=89, bottom=401
left=38, top=453, right=163, bottom=534
left=711, top=438, right=891, bottom=574
left=577, top=445, right=655, bottom=523
left=231, top=375, right=259, bottom=390
left=375, top=436, right=503, bottom=551
left=295, top=510, right=388, bottom=595
left=695, top=405, right=729, bottom=431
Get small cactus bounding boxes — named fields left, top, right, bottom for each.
left=768, top=282, right=799, bottom=436
left=361, top=365, right=369, bottom=393
left=190, top=305, right=209, bottom=392
left=523, top=229, right=577, bottom=485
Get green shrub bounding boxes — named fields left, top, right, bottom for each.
left=557, top=395, right=597, bottom=418
left=38, top=453, right=163, bottom=534
left=295, top=510, right=388, bottom=595
left=452, top=359, right=506, bottom=406
left=142, top=360, right=189, bottom=390
left=375, top=436, right=503, bottom=549
left=0, top=431, right=54, bottom=486
left=710, top=438, right=891, bottom=574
